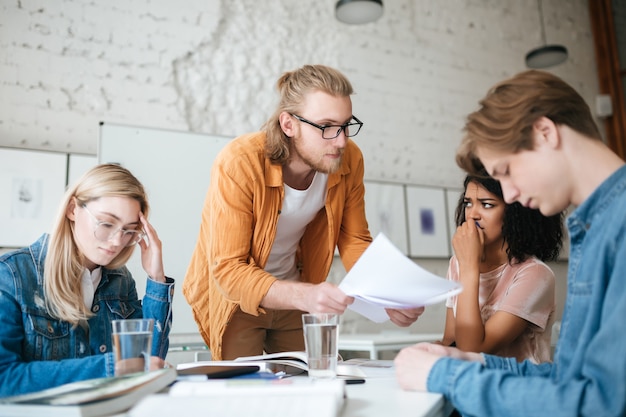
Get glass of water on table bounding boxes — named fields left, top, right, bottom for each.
left=302, top=313, right=339, bottom=379
left=111, top=318, right=154, bottom=376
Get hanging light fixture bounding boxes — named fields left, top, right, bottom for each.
left=336, top=0, right=383, bottom=25
left=525, top=0, right=568, bottom=69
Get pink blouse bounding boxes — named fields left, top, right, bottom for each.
left=445, top=256, right=556, bottom=363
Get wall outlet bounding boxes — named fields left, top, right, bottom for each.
left=595, top=94, right=613, bottom=118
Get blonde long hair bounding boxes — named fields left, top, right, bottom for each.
left=261, top=64, right=354, bottom=165
left=44, top=164, right=149, bottom=324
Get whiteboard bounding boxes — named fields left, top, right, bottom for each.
left=0, top=148, right=67, bottom=247
left=68, top=154, right=98, bottom=187
left=99, top=123, right=232, bottom=335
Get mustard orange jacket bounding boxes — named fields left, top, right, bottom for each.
left=183, top=131, right=372, bottom=359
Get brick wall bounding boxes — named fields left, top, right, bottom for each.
left=0, top=0, right=597, bottom=187
left=0, top=0, right=593, bottom=337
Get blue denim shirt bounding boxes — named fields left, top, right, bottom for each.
left=427, top=165, right=626, bottom=417
left=0, top=234, right=175, bottom=397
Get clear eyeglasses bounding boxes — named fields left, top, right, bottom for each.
left=81, top=204, right=145, bottom=247
left=290, top=114, right=363, bottom=140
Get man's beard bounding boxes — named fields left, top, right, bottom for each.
left=291, top=138, right=343, bottom=174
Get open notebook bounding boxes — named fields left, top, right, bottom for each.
left=129, top=378, right=345, bottom=417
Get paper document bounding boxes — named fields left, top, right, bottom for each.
left=339, top=233, right=462, bottom=322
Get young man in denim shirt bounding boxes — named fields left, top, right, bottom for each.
left=395, top=70, right=626, bottom=416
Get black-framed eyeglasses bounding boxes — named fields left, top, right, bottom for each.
left=81, top=204, right=145, bottom=247
left=290, top=114, right=363, bottom=140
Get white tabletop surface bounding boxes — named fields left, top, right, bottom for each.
left=118, top=376, right=451, bottom=417
left=342, top=377, right=450, bottom=417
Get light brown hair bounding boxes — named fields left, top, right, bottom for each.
left=457, top=70, right=601, bottom=174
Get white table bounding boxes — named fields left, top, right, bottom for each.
left=121, top=377, right=452, bottom=417
left=339, top=333, right=442, bottom=359
left=343, top=377, right=452, bottom=417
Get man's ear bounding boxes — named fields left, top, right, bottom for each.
left=278, top=111, right=295, bottom=138
left=533, top=116, right=561, bottom=149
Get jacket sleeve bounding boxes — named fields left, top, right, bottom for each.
left=336, top=141, right=372, bottom=270
left=189, top=146, right=278, bottom=316
left=140, top=276, right=175, bottom=358
left=0, top=261, right=115, bottom=397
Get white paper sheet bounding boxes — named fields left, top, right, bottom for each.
left=339, top=233, right=462, bottom=322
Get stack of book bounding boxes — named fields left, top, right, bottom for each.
left=0, top=368, right=176, bottom=417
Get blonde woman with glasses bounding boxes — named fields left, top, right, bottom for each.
left=0, top=163, right=174, bottom=397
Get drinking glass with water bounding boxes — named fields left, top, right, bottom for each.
left=111, top=318, right=154, bottom=376
left=302, top=313, right=339, bottom=379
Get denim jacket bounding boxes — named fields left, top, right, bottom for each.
left=0, top=234, right=175, bottom=397
left=427, top=165, right=626, bottom=417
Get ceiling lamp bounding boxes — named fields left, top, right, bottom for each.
left=336, top=0, right=383, bottom=25
left=525, top=0, right=568, bottom=69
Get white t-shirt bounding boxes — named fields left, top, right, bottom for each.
left=265, top=172, right=328, bottom=281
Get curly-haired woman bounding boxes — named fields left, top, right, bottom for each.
left=440, top=170, right=563, bottom=363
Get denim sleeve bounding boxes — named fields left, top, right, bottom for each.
left=139, top=276, right=175, bottom=359
left=427, top=358, right=566, bottom=416
left=428, top=302, right=625, bottom=417
left=0, top=262, right=117, bottom=397
left=481, top=354, right=552, bottom=376
left=0, top=353, right=115, bottom=397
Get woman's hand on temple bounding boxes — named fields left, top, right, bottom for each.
left=138, top=212, right=166, bottom=283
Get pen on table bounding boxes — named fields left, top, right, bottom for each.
left=168, top=345, right=209, bottom=352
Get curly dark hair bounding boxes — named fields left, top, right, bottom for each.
left=454, top=170, right=564, bottom=263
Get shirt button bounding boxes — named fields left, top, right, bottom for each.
left=99, top=345, right=107, bottom=353
left=92, top=305, right=100, bottom=313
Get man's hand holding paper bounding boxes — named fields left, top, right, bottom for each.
left=338, top=233, right=462, bottom=323
left=385, top=306, right=425, bottom=327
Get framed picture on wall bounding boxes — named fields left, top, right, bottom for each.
left=445, top=188, right=463, bottom=255
left=0, top=148, right=67, bottom=248
left=406, top=185, right=450, bottom=258
left=363, top=181, right=409, bottom=254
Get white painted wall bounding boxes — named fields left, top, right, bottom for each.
left=0, top=0, right=593, bottom=338
left=0, top=0, right=598, bottom=186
